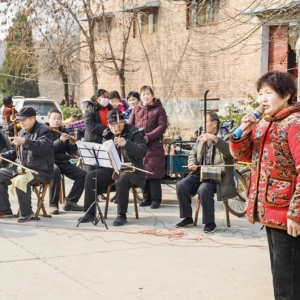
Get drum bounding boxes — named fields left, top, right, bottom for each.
left=0, top=131, right=12, bottom=168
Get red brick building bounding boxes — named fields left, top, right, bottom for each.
left=79, top=0, right=300, bottom=131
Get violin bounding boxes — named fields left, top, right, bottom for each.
left=48, top=126, right=77, bottom=144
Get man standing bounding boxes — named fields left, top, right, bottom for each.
left=78, top=109, right=147, bottom=226
left=0, top=106, right=54, bottom=222
left=47, top=108, right=86, bottom=214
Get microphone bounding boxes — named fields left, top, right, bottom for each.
left=232, top=106, right=265, bottom=140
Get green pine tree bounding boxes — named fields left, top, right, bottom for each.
left=0, top=13, right=40, bottom=97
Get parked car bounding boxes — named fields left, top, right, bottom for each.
left=13, top=96, right=63, bottom=123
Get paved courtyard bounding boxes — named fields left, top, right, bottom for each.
left=0, top=179, right=274, bottom=299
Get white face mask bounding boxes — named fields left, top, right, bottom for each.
left=98, top=97, right=109, bottom=107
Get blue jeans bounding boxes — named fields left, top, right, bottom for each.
left=266, top=226, right=300, bottom=300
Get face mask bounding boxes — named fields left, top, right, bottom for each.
left=99, top=98, right=109, bottom=107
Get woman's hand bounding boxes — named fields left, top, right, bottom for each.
left=287, top=219, right=300, bottom=237
left=240, top=112, right=259, bottom=137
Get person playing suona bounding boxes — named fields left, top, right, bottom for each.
left=47, top=108, right=86, bottom=214
left=230, top=70, right=300, bottom=300
left=129, top=85, right=167, bottom=209
left=176, top=111, right=236, bottom=232
left=0, top=106, right=54, bottom=222
left=124, top=91, right=140, bottom=120
left=78, top=108, right=147, bottom=226
left=108, top=90, right=129, bottom=113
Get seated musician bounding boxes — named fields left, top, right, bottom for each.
left=78, top=108, right=147, bottom=226
left=0, top=106, right=54, bottom=222
left=47, top=108, right=86, bottom=214
left=175, top=111, right=236, bottom=232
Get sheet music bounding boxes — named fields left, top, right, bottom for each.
left=77, top=140, right=121, bottom=173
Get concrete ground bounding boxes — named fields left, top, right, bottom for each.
left=0, top=178, right=274, bottom=300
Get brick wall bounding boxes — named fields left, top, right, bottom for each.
left=79, top=0, right=289, bottom=133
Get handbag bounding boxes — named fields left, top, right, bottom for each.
left=200, top=166, right=222, bottom=183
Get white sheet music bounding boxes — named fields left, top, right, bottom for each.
left=77, top=140, right=121, bottom=173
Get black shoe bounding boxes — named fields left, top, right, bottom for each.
left=204, top=222, right=217, bottom=233
left=139, top=201, right=151, bottom=207
left=113, top=214, right=127, bottom=226
left=18, top=212, right=34, bottom=223
left=78, top=213, right=94, bottom=223
left=151, top=202, right=160, bottom=209
left=64, top=200, right=84, bottom=211
left=110, top=195, right=117, bottom=202
left=176, top=217, right=194, bottom=228
left=0, top=208, right=13, bottom=218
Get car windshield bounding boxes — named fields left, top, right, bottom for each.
left=22, top=101, right=57, bottom=116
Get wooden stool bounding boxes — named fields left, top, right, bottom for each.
left=104, top=183, right=139, bottom=219
left=59, top=174, right=66, bottom=204
left=194, top=197, right=230, bottom=227
left=32, top=182, right=52, bottom=219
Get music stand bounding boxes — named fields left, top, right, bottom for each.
left=76, top=141, right=112, bottom=229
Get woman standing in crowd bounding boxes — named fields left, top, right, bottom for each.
left=124, top=91, right=140, bottom=120
left=230, top=71, right=300, bottom=300
left=108, top=90, right=129, bottom=113
left=82, top=88, right=112, bottom=171
left=129, top=85, right=167, bottom=209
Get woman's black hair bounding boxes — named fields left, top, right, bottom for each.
left=97, top=89, right=108, bottom=98
left=108, top=90, right=121, bottom=100
left=127, top=91, right=140, bottom=101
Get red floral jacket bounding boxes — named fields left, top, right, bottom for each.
left=230, top=103, right=300, bottom=230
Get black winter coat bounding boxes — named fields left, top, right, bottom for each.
left=2, top=121, right=54, bottom=178
left=103, top=123, right=147, bottom=181
left=83, top=100, right=113, bottom=144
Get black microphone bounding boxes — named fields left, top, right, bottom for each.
left=232, top=106, right=265, bottom=140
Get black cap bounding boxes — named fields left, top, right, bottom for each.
left=16, top=106, right=36, bottom=120
left=107, top=109, right=125, bottom=122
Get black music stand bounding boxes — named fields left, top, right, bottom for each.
left=76, top=142, right=109, bottom=229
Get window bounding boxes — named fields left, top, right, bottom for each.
left=94, top=18, right=112, bottom=41
left=134, top=8, right=158, bottom=37
left=187, top=0, right=219, bottom=28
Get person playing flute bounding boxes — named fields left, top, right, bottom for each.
left=46, top=108, right=86, bottom=214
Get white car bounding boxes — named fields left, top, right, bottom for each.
left=12, top=96, right=63, bottom=123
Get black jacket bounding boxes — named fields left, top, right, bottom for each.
left=2, top=121, right=54, bottom=178
left=103, top=123, right=147, bottom=180
left=49, top=125, right=78, bottom=164
left=83, top=100, right=113, bottom=144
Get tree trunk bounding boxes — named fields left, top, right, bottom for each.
left=59, top=64, right=69, bottom=106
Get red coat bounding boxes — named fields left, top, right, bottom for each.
left=129, top=98, right=167, bottom=179
left=230, top=103, right=300, bottom=230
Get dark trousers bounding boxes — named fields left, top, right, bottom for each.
left=0, top=166, right=52, bottom=216
left=49, top=163, right=86, bottom=207
left=176, top=173, right=216, bottom=224
left=266, top=226, right=300, bottom=300
left=84, top=168, right=143, bottom=215
left=143, top=179, right=162, bottom=204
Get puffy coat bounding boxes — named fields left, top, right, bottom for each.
left=49, top=125, right=78, bottom=164
left=128, top=98, right=167, bottom=179
left=188, top=133, right=237, bottom=201
left=83, top=100, right=113, bottom=144
left=2, top=121, right=54, bottom=179
left=103, top=123, right=147, bottom=182
left=230, top=103, right=300, bottom=230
